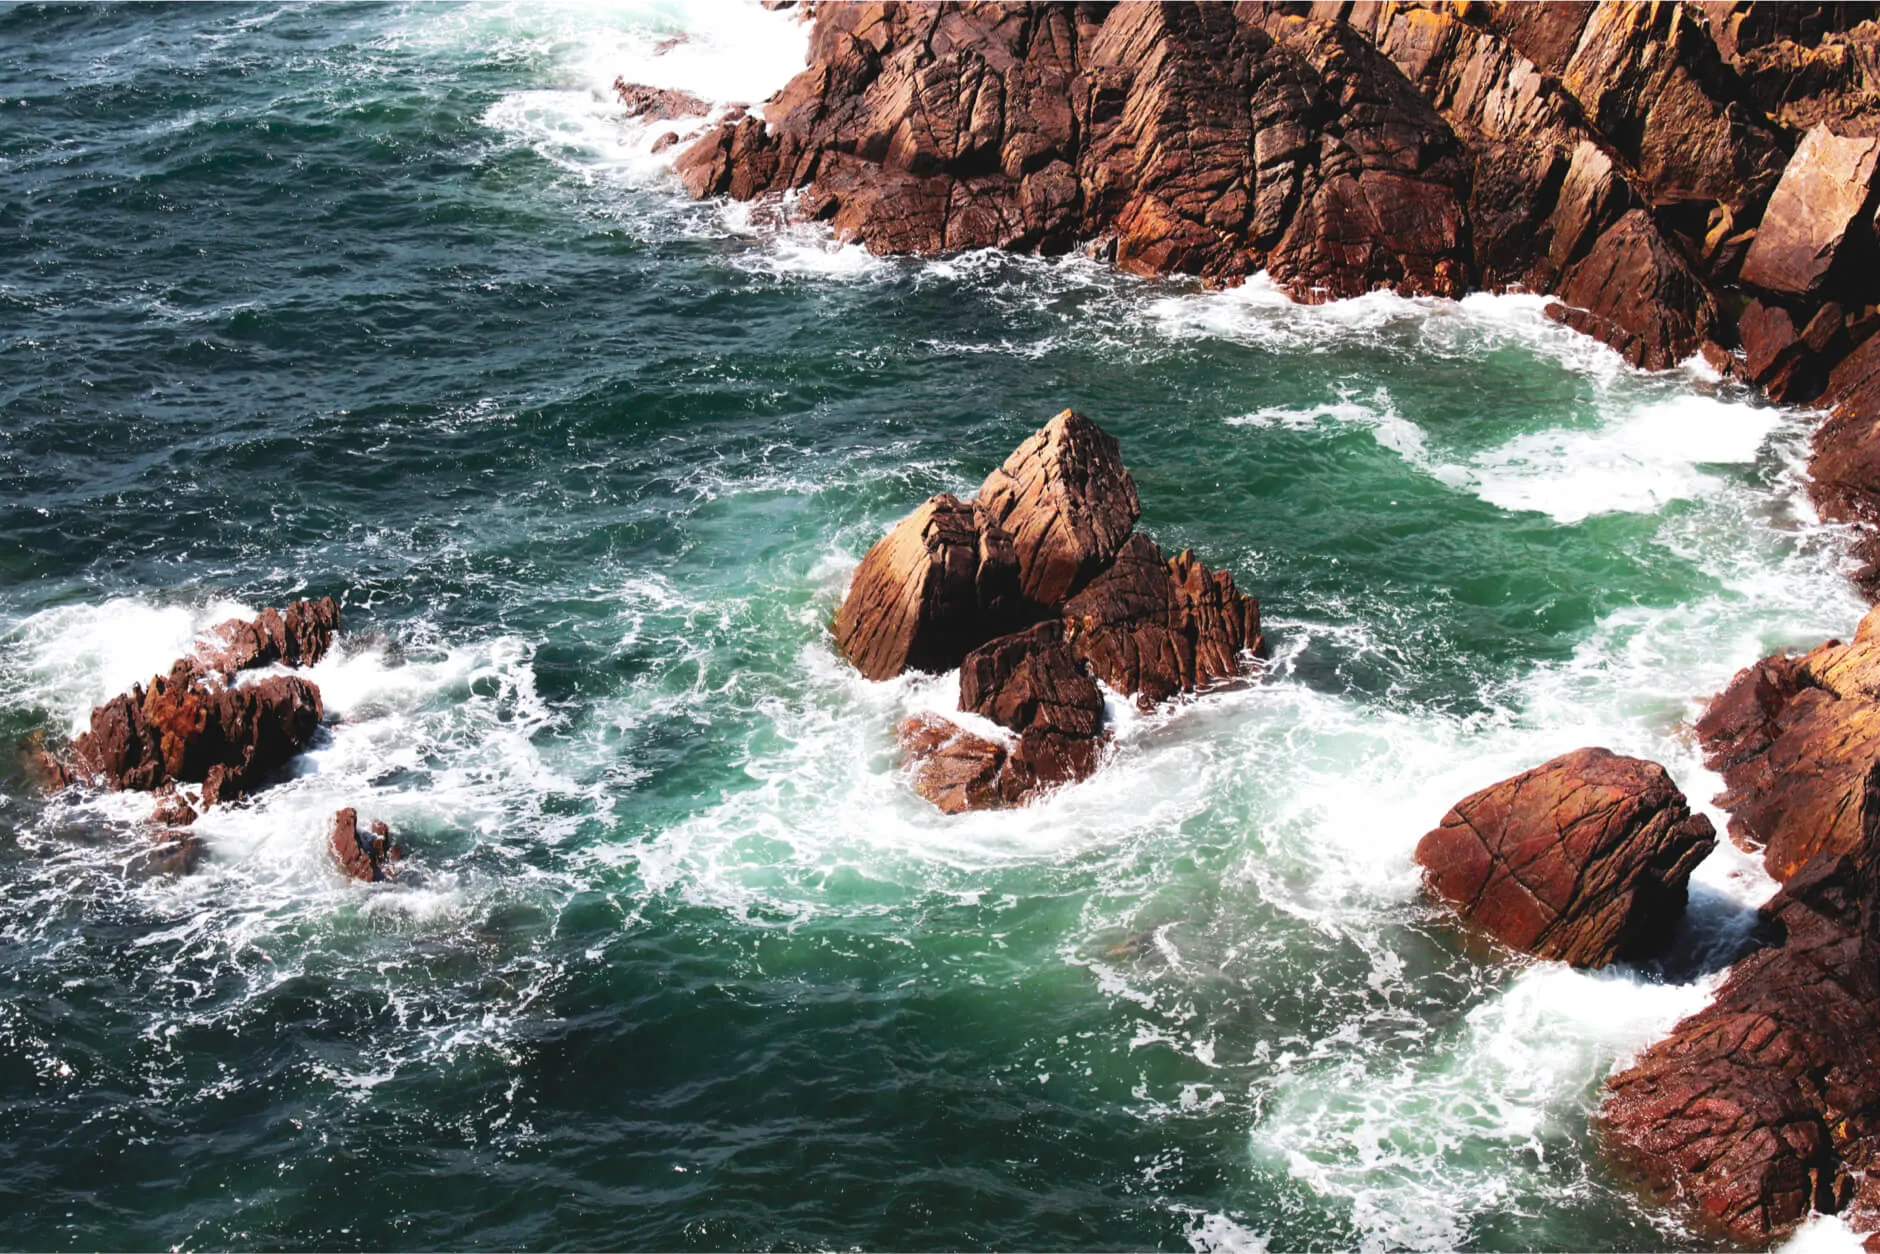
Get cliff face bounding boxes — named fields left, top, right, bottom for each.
left=677, top=0, right=1880, bottom=552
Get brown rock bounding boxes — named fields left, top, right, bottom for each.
left=330, top=807, right=404, bottom=883
left=1601, top=763, right=1880, bottom=1243
left=150, top=788, right=198, bottom=829
left=831, top=493, right=1022, bottom=681
left=1740, top=125, right=1880, bottom=299
left=63, top=658, right=324, bottom=808
left=977, top=410, right=1139, bottom=607
left=1415, top=747, right=1717, bottom=967
left=198, top=597, right=341, bottom=677
left=1547, top=209, right=1719, bottom=370
left=613, top=79, right=711, bottom=122
left=1060, top=533, right=1262, bottom=704
left=895, top=712, right=1017, bottom=813
left=959, top=622, right=1107, bottom=789
left=1696, top=606, right=1880, bottom=880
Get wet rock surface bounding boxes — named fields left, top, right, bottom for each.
left=1695, top=604, right=1880, bottom=881
left=1602, top=762, right=1880, bottom=1245
left=330, top=807, right=404, bottom=883
left=1415, top=747, right=1717, bottom=968
left=834, top=410, right=1260, bottom=810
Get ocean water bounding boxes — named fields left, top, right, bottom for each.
left=0, top=3, right=1870, bottom=1250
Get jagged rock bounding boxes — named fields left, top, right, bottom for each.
left=198, top=597, right=341, bottom=676
left=1741, top=125, right=1880, bottom=300
left=613, top=80, right=711, bottom=121
left=978, top=410, right=1139, bottom=607
left=330, top=807, right=404, bottom=883
left=1415, top=747, right=1717, bottom=967
left=959, top=622, right=1107, bottom=789
left=1695, top=605, right=1880, bottom=881
left=62, top=658, right=324, bottom=808
left=1547, top=208, right=1718, bottom=370
left=832, top=493, right=1021, bottom=681
left=150, top=789, right=198, bottom=829
left=1601, top=761, right=1880, bottom=1244
left=896, top=712, right=1017, bottom=812
left=1060, top=533, right=1262, bottom=704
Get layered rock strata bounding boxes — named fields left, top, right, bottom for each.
left=673, top=1, right=1880, bottom=568
left=839, top=410, right=1261, bottom=811
left=1415, top=747, right=1717, bottom=967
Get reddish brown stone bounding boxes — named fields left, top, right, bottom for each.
left=1547, top=209, right=1718, bottom=370
left=1415, top=747, right=1717, bottom=967
left=613, top=80, right=710, bottom=122
left=198, top=597, right=341, bottom=677
left=1601, top=759, right=1880, bottom=1244
left=895, top=712, right=1020, bottom=813
left=1696, top=605, right=1880, bottom=880
left=330, top=807, right=404, bottom=883
left=831, top=493, right=1022, bottom=681
left=1060, top=533, right=1262, bottom=705
left=959, top=622, right=1107, bottom=789
left=1740, top=125, right=1880, bottom=300
left=977, top=410, right=1139, bottom=608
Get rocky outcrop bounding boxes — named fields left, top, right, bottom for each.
left=1694, top=603, right=1880, bottom=881
left=1601, top=762, right=1880, bottom=1244
left=668, top=2, right=1880, bottom=552
left=613, top=80, right=711, bottom=122
left=330, top=808, right=404, bottom=883
left=836, top=410, right=1261, bottom=810
left=1415, top=747, right=1717, bottom=967
left=37, top=599, right=341, bottom=812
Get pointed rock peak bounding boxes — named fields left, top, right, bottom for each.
left=978, top=409, right=1141, bottom=607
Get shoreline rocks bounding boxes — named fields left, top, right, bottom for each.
left=838, top=410, right=1261, bottom=810
left=1415, top=748, right=1717, bottom=968
left=330, top=807, right=404, bottom=883
left=672, top=2, right=1880, bottom=576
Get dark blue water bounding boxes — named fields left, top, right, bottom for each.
left=0, top=4, right=1866, bottom=1249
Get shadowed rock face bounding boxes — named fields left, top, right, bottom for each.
left=1695, top=604, right=1880, bottom=881
left=1601, top=762, right=1880, bottom=1245
left=1415, top=747, right=1717, bottom=967
left=832, top=410, right=1259, bottom=810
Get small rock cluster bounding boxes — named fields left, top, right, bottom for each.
left=32, top=597, right=402, bottom=883
left=834, top=409, right=1261, bottom=811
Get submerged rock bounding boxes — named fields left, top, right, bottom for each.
left=331, top=807, right=404, bottom=882
left=1415, top=747, right=1716, bottom=967
left=1602, top=762, right=1880, bottom=1244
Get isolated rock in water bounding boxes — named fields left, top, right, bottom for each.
left=1415, top=747, right=1717, bottom=967
left=977, top=410, right=1139, bottom=608
left=150, top=788, right=198, bottom=829
left=832, top=493, right=1021, bottom=681
left=896, top=713, right=1015, bottom=814
left=613, top=79, right=710, bottom=122
left=1061, top=534, right=1261, bottom=705
left=1601, top=763, right=1880, bottom=1244
left=65, top=658, right=324, bottom=807
left=331, top=807, right=404, bottom=883
left=1740, top=126, right=1880, bottom=300
left=959, top=622, right=1106, bottom=790
left=1696, top=604, right=1880, bottom=881
left=198, top=597, right=341, bottom=676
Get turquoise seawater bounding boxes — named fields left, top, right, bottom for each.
left=0, top=4, right=1869, bottom=1249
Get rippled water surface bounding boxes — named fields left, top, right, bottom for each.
left=0, top=4, right=1869, bottom=1250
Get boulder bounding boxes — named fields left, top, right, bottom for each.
left=1547, top=209, right=1719, bottom=370
left=1415, top=747, right=1717, bottom=967
left=1060, top=533, right=1261, bottom=704
left=330, top=807, right=404, bottom=883
left=896, top=712, right=1017, bottom=813
left=831, top=493, right=1021, bottom=681
left=1740, top=125, right=1880, bottom=300
left=1601, top=763, right=1880, bottom=1245
left=1695, top=605, right=1880, bottom=881
left=977, top=410, right=1140, bottom=607
left=959, top=622, right=1107, bottom=789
